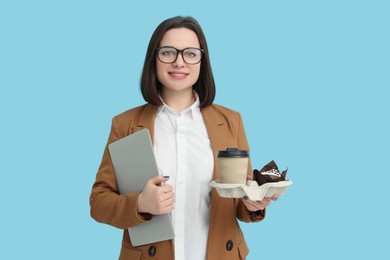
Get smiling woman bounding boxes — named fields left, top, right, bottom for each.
left=89, top=16, right=277, bottom=260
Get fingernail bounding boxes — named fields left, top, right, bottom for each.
left=243, top=196, right=248, bottom=200
left=163, top=176, right=170, bottom=178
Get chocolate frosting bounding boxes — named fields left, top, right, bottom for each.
left=253, top=160, right=288, bottom=186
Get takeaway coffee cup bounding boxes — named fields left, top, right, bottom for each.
left=217, top=148, right=249, bottom=184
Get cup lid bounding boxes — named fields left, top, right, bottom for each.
left=217, top=148, right=249, bottom=158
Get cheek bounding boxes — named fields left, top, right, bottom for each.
left=192, top=65, right=201, bottom=80
left=156, top=62, right=165, bottom=81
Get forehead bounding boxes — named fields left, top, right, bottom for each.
left=159, top=28, right=200, bottom=49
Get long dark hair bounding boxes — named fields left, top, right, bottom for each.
left=140, top=16, right=216, bottom=108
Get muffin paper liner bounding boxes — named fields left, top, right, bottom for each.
left=210, top=180, right=293, bottom=201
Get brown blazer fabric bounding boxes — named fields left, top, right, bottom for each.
left=90, top=103, right=266, bottom=260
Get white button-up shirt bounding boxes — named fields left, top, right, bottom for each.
left=153, top=96, right=214, bottom=260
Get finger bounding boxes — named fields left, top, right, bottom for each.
left=162, top=203, right=175, bottom=214
left=163, top=191, right=175, bottom=201
left=160, top=184, right=174, bottom=193
left=247, top=174, right=253, bottom=180
left=249, top=199, right=268, bottom=210
left=260, top=197, right=271, bottom=206
left=164, top=196, right=175, bottom=206
left=271, top=194, right=279, bottom=201
left=149, top=175, right=170, bottom=186
left=242, top=200, right=258, bottom=211
left=243, top=197, right=269, bottom=210
left=158, top=199, right=175, bottom=214
left=243, top=199, right=263, bottom=211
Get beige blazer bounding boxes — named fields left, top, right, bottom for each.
left=90, top=103, right=265, bottom=260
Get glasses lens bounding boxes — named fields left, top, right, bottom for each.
left=182, top=48, right=202, bottom=64
left=158, top=47, right=177, bottom=63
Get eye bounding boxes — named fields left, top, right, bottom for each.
left=161, top=50, right=175, bottom=56
left=159, top=47, right=177, bottom=57
left=184, top=50, right=198, bottom=58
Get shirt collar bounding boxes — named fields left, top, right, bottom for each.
left=156, top=92, right=200, bottom=119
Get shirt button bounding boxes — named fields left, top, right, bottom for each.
left=226, top=240, right=233, bottom=251
left=149, top=245, right=156, bottom=257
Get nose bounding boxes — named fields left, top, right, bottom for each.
left=173, top=51, right=185, bottom=67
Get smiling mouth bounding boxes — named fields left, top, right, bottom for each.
left=169, top=72, right=188, bottom=79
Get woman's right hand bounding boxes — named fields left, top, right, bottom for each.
left=137, top=176, right=175, bottom=215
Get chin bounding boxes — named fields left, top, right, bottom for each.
left=165, top=82, right=195, bottom=92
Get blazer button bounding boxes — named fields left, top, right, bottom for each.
left=226, top=240, right=233, bottom=251
left=149, top=245, right=156, bottom=257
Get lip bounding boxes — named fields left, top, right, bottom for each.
left=168, top=71, right=189, bottom=80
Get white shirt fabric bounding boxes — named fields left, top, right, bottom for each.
left=153, top=95, right=214, bottom=260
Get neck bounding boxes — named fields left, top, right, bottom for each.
left=161, top=88, right=195, bottom=114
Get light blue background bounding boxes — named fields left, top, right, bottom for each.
left=1, top=0, right=389, bottom=259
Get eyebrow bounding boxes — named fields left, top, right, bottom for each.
left=158, top=45, right=201, bottom=49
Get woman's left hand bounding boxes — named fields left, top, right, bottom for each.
left=242, top=174, right=278, bottom=211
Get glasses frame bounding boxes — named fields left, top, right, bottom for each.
left=156, top=46, right=204, bottom=65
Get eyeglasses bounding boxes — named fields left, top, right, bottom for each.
left=156, top=46, right=204, bottom=65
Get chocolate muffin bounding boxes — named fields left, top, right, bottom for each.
left=253, top=160, right=287, bottom=186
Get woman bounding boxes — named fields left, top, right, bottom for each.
left=90, top=16, right=277, bottom=260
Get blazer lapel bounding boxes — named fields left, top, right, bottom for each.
left=132, top=104, right=157, bottom=144
left=201, top=105, right=226, bottom=180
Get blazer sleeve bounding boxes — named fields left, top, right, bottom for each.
left=89, top=116, right=151, bottom=230
left=234, top=112, right=266, bottom=222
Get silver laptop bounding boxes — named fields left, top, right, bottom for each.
left=108, top=128, right=174, bottom=246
